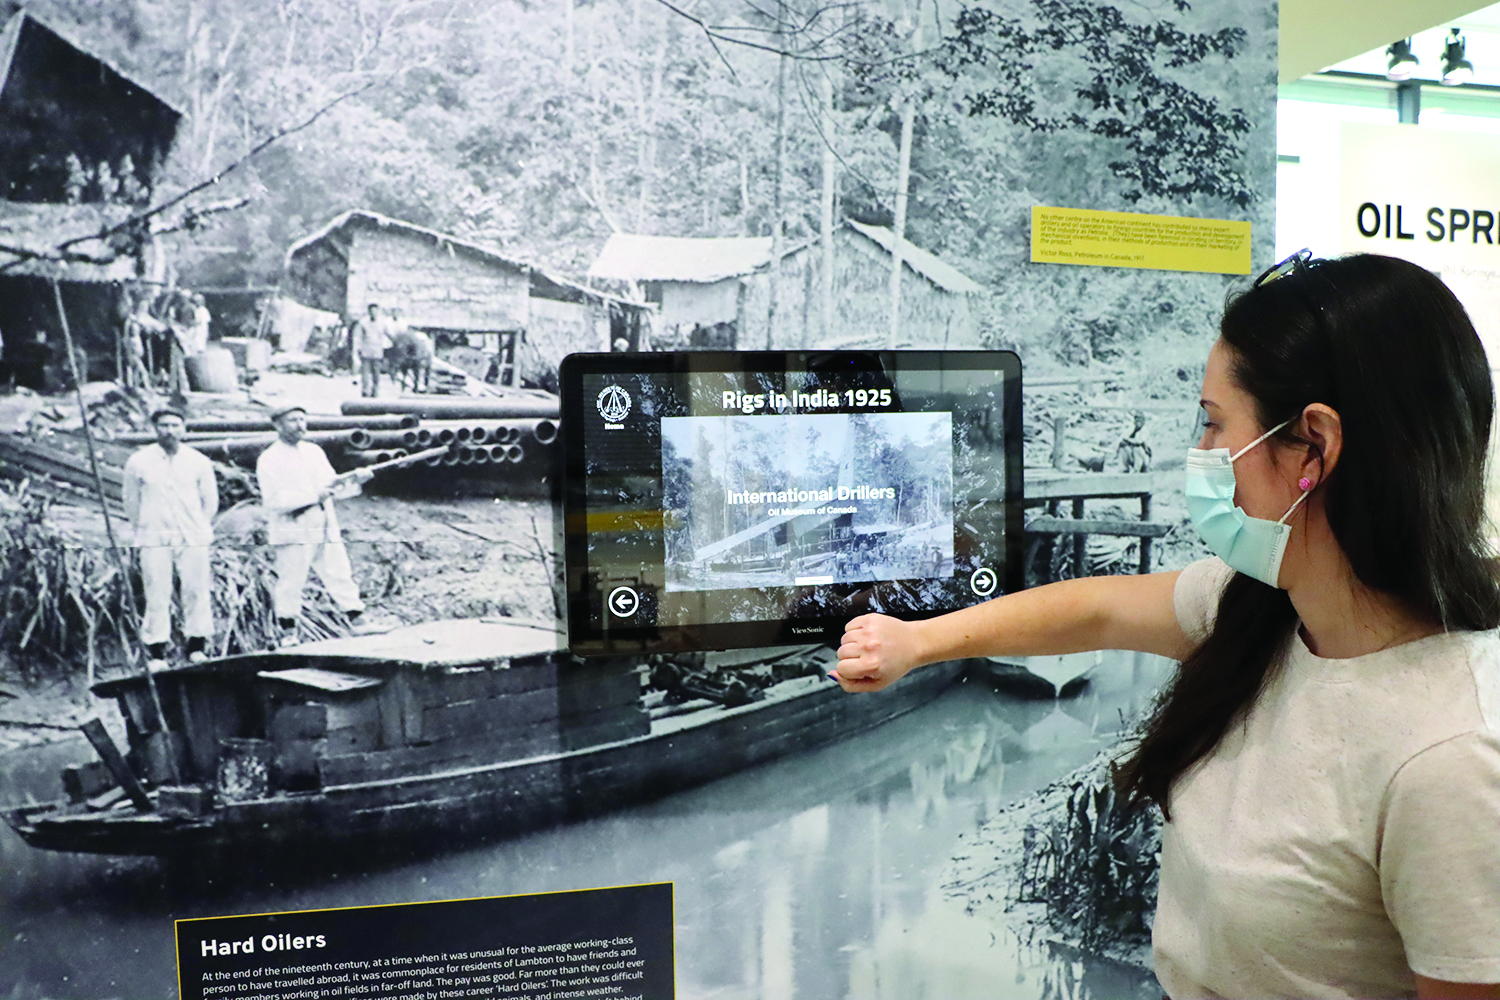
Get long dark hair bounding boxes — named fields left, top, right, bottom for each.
left=1115, top=253, right=1500, bottom=818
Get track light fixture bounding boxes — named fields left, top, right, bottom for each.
left=1386, top=37, right=1419, bottom=81
left=1441, top=28, right=1474, bottom=86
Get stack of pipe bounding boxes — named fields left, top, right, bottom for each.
left=82, top=400, right=560, bottom=474
left=335, top=397, right=561, bottom=469
left=106, top=414, right=419, bottom=446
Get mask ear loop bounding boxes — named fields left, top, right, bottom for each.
left=1229, top=417, right=1296, bottom=462
left=1277, top=482, right=1315, bottom=525
left=1229, top=415, right=1316, bottom=524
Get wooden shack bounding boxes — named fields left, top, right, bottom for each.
left=588, top=221, right=985, bottom=351
left=0, top=8, right=181, bottom=384
left=284, top=210, right=652, bottom=389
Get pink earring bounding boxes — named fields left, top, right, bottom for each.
left=1298, top=477, right=1315, bottom=492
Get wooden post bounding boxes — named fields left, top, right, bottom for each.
left=1139, top=492, right=1153, bottom=574
left=54, top=279, right=179, bottom=783
left=1051, top=415, right=1068, bottom=470
left=1072, top=497, right=1086, bottom=578
left=81, top=719, right=152, bottom=812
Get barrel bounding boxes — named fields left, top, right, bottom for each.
left=219, top=337, right=272, bottom=372
left=185, top=346, right=238, bottom=393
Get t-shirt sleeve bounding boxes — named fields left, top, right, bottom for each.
left=1171, top=557, right=1234, bottom=644
left=1379, top=730, right=1500, bottom=983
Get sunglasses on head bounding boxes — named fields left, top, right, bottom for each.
left=1254, top=248, right=1313, bottom=288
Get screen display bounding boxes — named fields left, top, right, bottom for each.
left=561, top=351, right=1023, bottom=655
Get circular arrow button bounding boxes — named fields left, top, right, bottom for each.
left=969, top=567, right=997, bottom=597
left=607, top=586, right=640, bottom=618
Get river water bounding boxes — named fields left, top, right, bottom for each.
left=0, top=651, right=1173, bottom=1000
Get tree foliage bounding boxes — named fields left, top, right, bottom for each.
left=18, top=0, right=1271, bottom=350
left=938, top=0, right=1253, bottom=207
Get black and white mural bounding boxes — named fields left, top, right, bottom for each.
left=0, top=0, right=1274, bottom=995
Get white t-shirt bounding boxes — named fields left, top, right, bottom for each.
left=1155, top=557, right=1500, bottom=998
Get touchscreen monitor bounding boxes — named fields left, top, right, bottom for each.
left=560, top=350, right=1023, bottom=655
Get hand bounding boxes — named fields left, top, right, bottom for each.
left=832, top=614, right=926, bottom=692
left=316, top=487, right=335, bottom=503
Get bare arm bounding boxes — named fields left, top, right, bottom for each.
left=834, top=571, right=1191, bottom=691
left=1416, top=976, right=1500, bottom=999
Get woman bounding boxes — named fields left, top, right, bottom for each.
left=833, top=252, right=1500, bottom=999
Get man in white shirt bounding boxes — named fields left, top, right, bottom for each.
left=353, top=302, right=392, bottom=398
left=182, top=292, right=211, bottom=357
left=256, top=404, right=372, bottom=646
left=122, top=407, right=218, bottom=670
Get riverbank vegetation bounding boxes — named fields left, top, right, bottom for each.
left=946, top=746, right=1162, bottom=972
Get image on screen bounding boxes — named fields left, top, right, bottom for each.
left=660, top=412, right=954, bottom=592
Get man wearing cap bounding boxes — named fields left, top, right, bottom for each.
left=122, top=407, right=218, bottom=670
left=256, top=404, right=373, bottom=645
left=353, top=302, right=392, bottom=397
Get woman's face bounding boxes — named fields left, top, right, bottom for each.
left=1198, top=339, right=1304, bottom=524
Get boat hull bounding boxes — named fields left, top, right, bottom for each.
left=6, top=661, right=968, bottom=856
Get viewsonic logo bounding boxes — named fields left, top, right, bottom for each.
left=791, top=626, right=822, bottom=634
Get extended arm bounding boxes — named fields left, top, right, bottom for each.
left=1415, top=976, right=1500, bottom=999
left=834, top=571, right=1191, bottom=691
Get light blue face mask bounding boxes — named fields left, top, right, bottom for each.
left=1185, top=418, right=1313, bottom=588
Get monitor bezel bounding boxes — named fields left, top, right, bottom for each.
left=560, top=349, right=1025, bottom=656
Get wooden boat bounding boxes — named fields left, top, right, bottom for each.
left=3, top=619, right=966, bottom=856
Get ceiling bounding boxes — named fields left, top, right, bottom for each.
left=1280, top=0, right=1495, bottom=83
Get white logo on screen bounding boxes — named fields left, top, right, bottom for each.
left=596, top=385, right=632, bottom=423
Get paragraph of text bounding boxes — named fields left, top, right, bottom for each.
left=177, top=884, right=673, bottom=1000
left=1031, top=205, right=1251, bottom=274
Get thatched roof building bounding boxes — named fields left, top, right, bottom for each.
left=589, top=222, right=986, bottom=351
